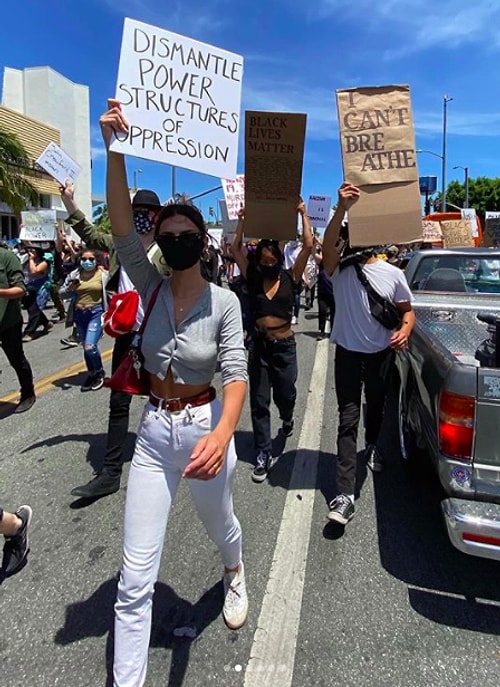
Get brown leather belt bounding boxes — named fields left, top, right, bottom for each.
left=148, top=386, right=216, bottom=412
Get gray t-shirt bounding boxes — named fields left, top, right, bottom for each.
left=331, top=259, right=413, bottom=353
left=113, top=233, right=247, bottom=386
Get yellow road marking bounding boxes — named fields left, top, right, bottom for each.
left=0, top=348, right=113, bottom=403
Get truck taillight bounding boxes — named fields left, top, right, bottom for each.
left=439, top=391, right=475, bottom=461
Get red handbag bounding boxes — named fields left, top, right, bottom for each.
left=103, top=290, right=140, bottom=338
left=104, top=281, right=163, bottom=395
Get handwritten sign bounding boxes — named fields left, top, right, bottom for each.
left=219, top=200, right=237, bottom=238
left=441, top=219, right=474, bottom=248
left=484, top=211, right=500, bottom=247
left=307, top=195, right=331, bottom=228
left=461, top=208, right=479, bottom=238
left=20, top=210, right=57, bottom=241
left=422, top=220, right=443, bottom=242
left=110, top=18, right=244, bottom=178
left=222, top=175, right=245, bottom=220
left=336, top=85, right=418, bottom=186
left=244, top=111, right=306, bottom=240
left=36, top=142, right=81, bottom=186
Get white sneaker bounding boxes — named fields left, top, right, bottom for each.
left=223, top=562, right=248, bottom=630
left=291, top=316, right=297, bottom=325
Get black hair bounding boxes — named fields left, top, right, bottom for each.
left=255, top=239, right=283, bottom=264
left=79, top=248, right=102, bottom=266
left=154, top=203, right=206, bottom=236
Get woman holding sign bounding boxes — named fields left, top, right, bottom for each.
left=100, top=99, right=248, bottom=687
left=232, top=204, right=313, bottom=482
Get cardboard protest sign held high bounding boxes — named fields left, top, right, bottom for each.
left=307, top=195, right=332, bottom=228
left=36, top=142, right=81, bottom=186
left=20, top=210, right=57, bottom=242
left=110, top=18, right=244, bottom=178
left=222, top=175, right=244, bottom=220
left=483, top=211, right=500, bottom=247
left=244, top=111, right=306, bottom=240
left=336, top=84, right=422, bottom=246
left=441, top=219, right=475, bottom=248
left=422, top=220, right=443, bottom=243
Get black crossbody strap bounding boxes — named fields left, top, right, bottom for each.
left=354, top=263, right=380, bottom=300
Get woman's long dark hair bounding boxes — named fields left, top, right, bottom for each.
left=254, top=239, right=283, bottom=264
left=154, top=204, right=206, bottom=236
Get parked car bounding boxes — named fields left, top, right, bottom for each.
left=396, top=248, right=500, bottom=561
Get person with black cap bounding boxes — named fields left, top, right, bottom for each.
left=60, top=182, right=163, bottom=500
left=322, top=183, right=415, bottom=526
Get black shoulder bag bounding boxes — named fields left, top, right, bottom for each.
left=354, top=264, right=402, bottom=331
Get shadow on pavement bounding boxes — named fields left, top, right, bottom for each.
left=373, top=383, right=500, bottom=634
left=55, top=576, right=224, bottom=687
left=0, top=400, right=18, bottom=418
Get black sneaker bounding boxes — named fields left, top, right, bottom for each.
left=2, top=505, right=32, bottom=576
left=81, top=374, right=95, bottom=392
left=14, top=395, right=36, bottom=414
left=252, top=451, right=270, bottom=483
left=327, top=495, right=355, bottom=525
left=282, top=419, right=294, bottom=438
left=91, top=371, right=105, bottom=391
left=366, top=444, right=384, bottom=473
left=60, top=334, right=80, bottom=347
left=71, top=473, right=121, bottom=499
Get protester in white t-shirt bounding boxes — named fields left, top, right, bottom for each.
left=322, top=183, right=416, bottom=527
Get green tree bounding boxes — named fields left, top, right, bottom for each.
left=93, top=203, right=112, bottom=233
left=0, top=126, right=40, bottom=213
left=433, top=177, right=500, bottom=220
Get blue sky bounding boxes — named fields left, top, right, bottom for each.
left=1, top=0, right=499, bottom=218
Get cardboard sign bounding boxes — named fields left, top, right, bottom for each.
left=222, top=175, right=245, bottom=220
left=36, top=141, right=81, bottom=186
left=219, top=199, right=238, bottom=238
left=484, top=211, right=500, bottom=247
left=110, top=18, right=244, bottom=178
left=461, top=208, right=479, bottom=238
left=244, top=111, right=306, bottom=240
left=20, top=210, right=57, bottom=241
left=441, top=219, right=475, bottom=248
left=422, top=220, right=443, bottom=243
left=307, top=195, right=332, bottom=228
left=336, top=85, right=418, bottom=186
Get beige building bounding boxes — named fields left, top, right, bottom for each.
left=0, top=105, right=61, bottom=239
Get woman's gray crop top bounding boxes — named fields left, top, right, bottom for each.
left=113, top=233, right=248, bottom=386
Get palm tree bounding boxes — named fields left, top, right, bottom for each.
left=0, top=126, right=40, bottom=213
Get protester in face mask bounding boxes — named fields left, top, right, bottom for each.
left=231, top=202, right=313, bottom=482
left=60, top=249, right=108, bottom=391
left=21, top=245, right=54, bottom=342
left=59, top=181, right=162, bottom=500
left=101, top=99, right=248, bottom=686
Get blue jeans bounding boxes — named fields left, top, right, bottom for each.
left=74, top=305, right=104, bottom=373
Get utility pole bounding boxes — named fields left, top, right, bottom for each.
left=441, top=95, right=453, bottom=212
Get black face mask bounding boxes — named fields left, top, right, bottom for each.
left=258, top=262, right=282, bottom=280
left=156, top=233, right=204, bottom=271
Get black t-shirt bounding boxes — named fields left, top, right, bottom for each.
left=246, top=265, right=295, bottom=323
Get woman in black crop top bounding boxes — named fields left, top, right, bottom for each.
left=232, top=202, right=313, bottom=482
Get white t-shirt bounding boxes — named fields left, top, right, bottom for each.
left=331, top=259, right=413, bottom=353
left=283, top=241, right=301, bottom=269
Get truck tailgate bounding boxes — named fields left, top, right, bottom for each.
left=475, top=370, right=500, bottom=493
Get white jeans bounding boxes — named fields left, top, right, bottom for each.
left=113, top=398, right=242, bottom=687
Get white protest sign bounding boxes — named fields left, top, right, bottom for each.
left=222, top=175, right=245, bottom=220
left=36, top=142, right=81, bottom=186
left=307, top=194, right=332, bottom=228
left=461, top=208, right=479, bottom=238
left=219, top=199, right=238, bottom=238
left=20, top=210, right=57, bottom=241
left=110, top=18, right=244, bottom=178
left=208, top=228, right=223, bottom=248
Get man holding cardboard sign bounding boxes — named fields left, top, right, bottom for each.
left=322, top=183, right=415, bottom=526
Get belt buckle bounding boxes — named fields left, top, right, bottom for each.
left=164, top=396, right=182, bottom=413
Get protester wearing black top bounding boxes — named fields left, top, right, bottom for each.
left=231, top=202, right=313, bottom=482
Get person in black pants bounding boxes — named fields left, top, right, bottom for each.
left=315, top=246, right=335, bottom=339
left=0, top=245, right=36, bottom=413
left=322, top=183, right=416, bottom=526
left=59, top=183, right=163, bottom=499
left=231, top=201, right=313, bottom=482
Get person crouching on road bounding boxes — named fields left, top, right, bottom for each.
left=102, top=98, right=249, bottom=686
left=60, top=248, right=108, bottom=392
left=231, top=202, right=314, bottom=483
left=322, top=183, right=416, bottom=526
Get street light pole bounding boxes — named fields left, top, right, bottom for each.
left=133, top=168, right=142, bottom=189
left=453, top=165, right=469, bottom=208
left=171, top=166, right=177, bottom=199
left=441, top=95, right=453, bottom=212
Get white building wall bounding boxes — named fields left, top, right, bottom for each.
left=2, top=66, right=92, bottom=221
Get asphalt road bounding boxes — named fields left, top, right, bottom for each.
left=1, top=305, right=500, bottom=687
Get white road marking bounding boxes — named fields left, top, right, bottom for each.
left=244, top=339, right=331, bottom=686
